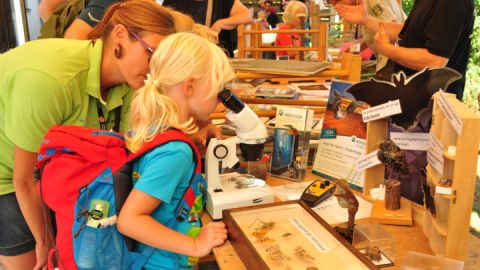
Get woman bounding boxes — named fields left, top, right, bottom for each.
left=0, top=1, right=176, bottom=269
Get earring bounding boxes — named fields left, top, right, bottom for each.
left=114, top=45, right=123, bottom=59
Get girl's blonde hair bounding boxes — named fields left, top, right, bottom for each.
left=126, top=33, right=235, bottom=153
left=282, top=1, right=308, bottom=26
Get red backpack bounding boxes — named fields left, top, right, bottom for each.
left=35, top=125, right=206, bottom=269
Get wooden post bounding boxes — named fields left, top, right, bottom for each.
left=385, top=179, right=401, bottom=210
left=318, top=22, right=328, bottom=61
left=363, top=119, right=388, bottom=195
left=252, top=23, right=261, bottom=59
left=237, top=24, right=245, bottom=58
left=299, top=16, right=306, bottom=61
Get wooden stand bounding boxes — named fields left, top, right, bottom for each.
left=370, top=197, right=413, bottom=226
left=364, top=119, right=413, bottom=225
left=385, top=180, right=401, bottom=210
left=364, top=119, right=388, bottom=196
left=423, top=92, right=480, bottom=260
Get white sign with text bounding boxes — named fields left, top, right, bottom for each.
left=437, top=91, right=463, bottom=135
left=357, top=150, right=382, bottom=172
left=362, top=100, right=402, bottom=122
left=390, top=132, right=429, bottom=151
left=427, top=133, right=444, bottom=175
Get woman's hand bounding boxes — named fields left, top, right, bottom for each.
left=334, top=0, right=368, bottom=25
left=374, top=23, right=392, bottom=54
left=194, top=222, right=228, bottom=257
left=33, top=241, right=50, bottom=270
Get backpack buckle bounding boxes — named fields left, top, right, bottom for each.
left=33, top=167, right=41, bottom=182
left=176, top=207, right=188, bottom=222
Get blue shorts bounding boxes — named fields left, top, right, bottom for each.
left=0, top=192, right=35, bottom=256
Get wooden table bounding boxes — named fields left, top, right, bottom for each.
left=205, top=170, right=434, bottom=269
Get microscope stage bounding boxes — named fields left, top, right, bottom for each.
left=206, top=173, right=275, bottom=219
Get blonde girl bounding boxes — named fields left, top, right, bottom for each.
left=117, top=32, right=235, bottom=269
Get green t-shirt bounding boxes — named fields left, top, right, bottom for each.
left=0, top=38, right=133, bottom=195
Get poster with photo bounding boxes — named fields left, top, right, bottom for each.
left=313, top=80, right=369, bottom=190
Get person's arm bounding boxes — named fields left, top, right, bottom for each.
left=334, top=0, right=403, bottom=43
left=117, top=189, right=227, bottom=257
left=211, top=0, right=253, bottom=33
left=65, top=0, right=117, bottom=39
left=4, top=70, right=69, bottom=269
left=117, top=149, right=227, bottom=257
left=38, top=0, right=65, bottom=22
left=374, top=23, right=448, bottom=70
left=13, top=146, right=52, bottom=270
left=64, top=19, right=94, bottom=39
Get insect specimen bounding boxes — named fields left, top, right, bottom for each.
left=294, top=246, right=315, bottom=260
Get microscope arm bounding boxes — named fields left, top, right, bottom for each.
left=205, top=137, right=240, bottom=191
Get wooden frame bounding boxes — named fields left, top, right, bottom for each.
left=234, top=52, right=362, bottom=84
left=210, top=98, right=326, bottom=119
left=423, top=92, right=480, bottom=260
left=223, top=200, right=377, bottom=269
left=237, top=22, right=328, bottom=61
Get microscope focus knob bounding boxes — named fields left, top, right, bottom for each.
left=213, top=144, right=228, bottom=159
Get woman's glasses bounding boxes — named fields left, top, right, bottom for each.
left=127, top=29, right=154, bottom=60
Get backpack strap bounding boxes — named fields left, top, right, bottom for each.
left=128, top=130, right=201, bottom=171
left=126, top=130, right=204, bottom=268
left=128, top=130, right=205, bottom=222
left=205, top=0, right=213, bottom=27
left=130, top=246, right=156, bottom=270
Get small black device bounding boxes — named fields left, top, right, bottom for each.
left=300, top=179, right=336, bottom=207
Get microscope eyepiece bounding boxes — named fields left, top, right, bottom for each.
left=218, top=89, right=244, bottom=114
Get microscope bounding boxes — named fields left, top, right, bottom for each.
left=205, top=89, right=274, bottom=219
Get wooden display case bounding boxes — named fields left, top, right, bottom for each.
left=223, top=200, right=376, bottom=269
left=423, top=93, right=480, bottom=260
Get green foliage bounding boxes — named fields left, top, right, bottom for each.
left=463, top=1, right=480, bottom=110
left=401, top=0, right=415, bottom=15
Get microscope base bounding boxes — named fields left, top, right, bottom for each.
left=206, top=182, right=275, bottom=220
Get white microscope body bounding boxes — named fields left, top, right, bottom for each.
left=205, top=90, right=274, bottom=219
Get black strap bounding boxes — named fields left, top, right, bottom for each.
left=96, top=100, right=121, bottom=132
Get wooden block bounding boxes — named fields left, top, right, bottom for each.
left=370, top=197, right=413, bottom=226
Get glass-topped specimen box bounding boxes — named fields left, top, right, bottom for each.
left=223, top=200, right=376, bottom=270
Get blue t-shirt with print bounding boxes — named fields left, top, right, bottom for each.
left=132, top=141, right=195, bottom=270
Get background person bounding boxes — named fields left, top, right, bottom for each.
left=274, top=0, right=308, bottom=59
left=335, top=0, right=475, bottom=100
left=162, top=0, right=253, bottom=57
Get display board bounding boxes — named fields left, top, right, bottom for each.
left=313, top=80, right=368, bottom=190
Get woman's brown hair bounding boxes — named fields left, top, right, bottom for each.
left=88, top=0, right=176, bottom=40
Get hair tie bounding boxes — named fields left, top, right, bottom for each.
left=144, top=73, right=161, bottom=88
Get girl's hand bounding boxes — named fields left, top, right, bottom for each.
left=194, top=222, right=228, bottom=257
